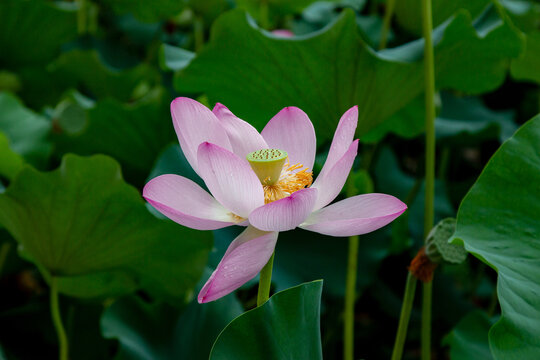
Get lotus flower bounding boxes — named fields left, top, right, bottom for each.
left=143, top=98, right=407, bottom=303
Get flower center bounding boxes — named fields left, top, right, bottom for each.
left=247, top=149, right=313, bottom=204
left=247, top=149, right=288, bottom=186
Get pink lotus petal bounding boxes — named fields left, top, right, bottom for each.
left=171, top=97, right=232, bottom=174
left=198, top=226, right=278, bottom=303
left=212, top=103, right=268, bottom=158
left=249, top=188, right=318, bottom=231
left=197, top=142, right=264, bottom=218
left=312, top=139, right=359, bottom=210
left=272, top=29, right=294, bottom=37
left=261, top=107, right=316, bottom=171
left=143, top=174, right=236, bottom=230
left=319, top=106, right=358, bottom=179
left=300, top=193, right=407, bottom=237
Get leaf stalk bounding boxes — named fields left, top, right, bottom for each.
left=50, top=277, right=69, bottom=360
left=421, top=0, right=436, bottom=357
left=391, top=272, right=418, bottom=360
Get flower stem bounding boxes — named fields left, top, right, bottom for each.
left=379, top=0, right=396, bottom=50
left=343, top=234, right=359, bottom=360
left=0, top=242, right=11, bottom=277
left=421, top=0, right=436, bottom=358
left=260, top=0, right=269, bottom=29
left=257, top=252, right=275, bottom=306
left=77, top=0, right=87, bottom=34
left=391, top=272, right=418, bottom=360
left=421, top=280, right=432, bottom=360
left=193, top=16, right=204, bottom=53
left=50, top=277, right=69, bottom=360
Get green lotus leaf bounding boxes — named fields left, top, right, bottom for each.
left=451, top=114, right=540, bottom=359
left=443, top=311, right=495, bottom=360
left=0, top=154, right=212, bottom=300
left=210, top=281, right=323, bottom=360
left=54, top=88, right=175, bottom=185
left=394, top=0, right=489, bottom=36
left=511, top=31, right=540, bottom=84
left=176, top=8, right=523, bottom=143
left=51, top=50, right=160, bottom=102
left=0, top=133, right=24, bottom=181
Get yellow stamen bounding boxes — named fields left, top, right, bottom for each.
left=263, top=160, right=313, bottom=204
left=230, top=213, right=246, bottom=223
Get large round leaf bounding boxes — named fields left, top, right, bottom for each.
left=210, top=280, right=323, bottom=360
left=176, top=8, right=522, bottom=143
left=451, top=114, right=540, bottom=359
left=0, top=154, right=212, bottom=301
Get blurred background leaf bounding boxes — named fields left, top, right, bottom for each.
left=0, top=92, right=51, bottom=168
left=442, top=311, right=495, bottom=360
left=176, top=7, right=523, bottom=143
left=101, top=268, right=243, bottom=360
left=0, top=0, right=77, bottom=68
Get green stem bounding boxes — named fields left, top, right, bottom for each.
left=77, top=0, right=87, bottom=34
left=379, top=0, right=396, bottom=50
left=421, top=281, right=432, bottom=360
left=257, top=252, right=275, bottom=306
left=343, top=235, right=359, bottom=360
left=421, top=0, right=436, bottom=358
left=0, top=242, right=11, bottom=277
left=391, top=272, right=418, bottom=360
left=422, top=0, right=435, bottom=239
left=193, top=16, right=204, bottom=53
left=50, top=277, right=68, bottom=360
left=260, top=0, right=269, bottom=30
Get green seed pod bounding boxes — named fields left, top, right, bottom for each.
left=425, top=218, right=467, bottom=264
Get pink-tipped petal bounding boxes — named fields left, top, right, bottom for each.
left=312, top=139, right=359, bottom=210
left=197, top=142, right=264, bottom=218
left=143, top=174, right=236, bottom=230
left=299, top=193, right=407, bottom=237
left=319, top=106, right=358, bottom=179
left=171, top=97, right=232, bottom=173
left=198, top=226, right=278, bottom=303
left=249, top=188, right=318, bottom=232
left=261, top=107, right=316, bottom=171
left=212, top=103, right=268, bottom=158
